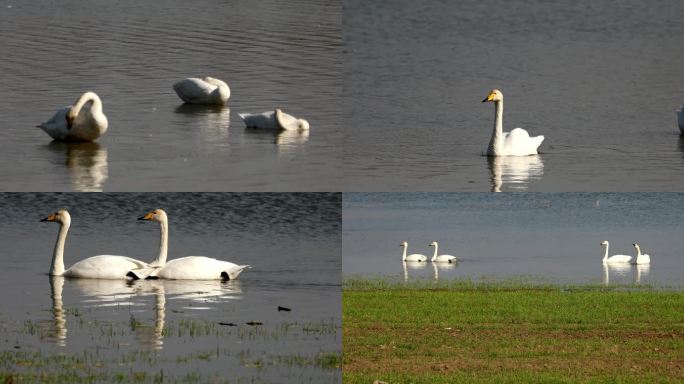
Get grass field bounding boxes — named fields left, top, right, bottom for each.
left=343, top=280, right=684, bottom=383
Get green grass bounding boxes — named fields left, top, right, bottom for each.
left=343, top=280, right=684, bottom=383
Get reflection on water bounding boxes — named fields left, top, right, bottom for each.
left=602, top=263, right=651, bottom=286
left=431, top=262, right=458, bottom=281
left=46, top=142, right=108, bottom=192
left=174, top=105, right=231, bottom=145
left=49, top=277, right=243, bottom=350
left=487, top=155, right=544, bottom=192
left=244, top=128, right=310, bottom=156
left=402, top=261, right=427, bottom=281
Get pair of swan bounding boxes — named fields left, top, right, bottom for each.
left=600, top=241, right=651, bottom=265
left=482, top=89, right=544, bottom=156
left=41, top=209, right=249, bottom=280
left=400, top=241, right=458, bottom=263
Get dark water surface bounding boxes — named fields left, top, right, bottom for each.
left=343, top=193, right=684, bottom=286
left=344, top=0, right=684, bottom=191
left=0, top=193, right=341, bottom=382
left=0, top=0, right=340, bottom=191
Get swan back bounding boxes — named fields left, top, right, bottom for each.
left=173, top=77, right=230, bottom=105
left=153, top=256, right=249, bottom=280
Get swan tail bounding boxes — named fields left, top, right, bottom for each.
left=221, top=265, right=250, bottom=280
left=127, top=266, right=161, bottom=280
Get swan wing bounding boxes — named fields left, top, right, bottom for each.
left=605, top=254, right=632, bottom=263
left=435, top=254, right=458, bottom=263
left=37, top=107, right=70, bottom=140
left=406, top=253, right=427, bottom=262
left=173, top=78, right=217, bottom=104
left=64, top=255, right=150, bottom=279
left=238, top=111, right=279, bottom=129
left=503, top=128, right=544, bottom=156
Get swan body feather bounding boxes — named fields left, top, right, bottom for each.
left=239, top=108, right=310, bottom=131
left=173, top=77, right=230, bottom=105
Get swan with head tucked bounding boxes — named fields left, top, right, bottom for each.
left=238, top=108, right=310, bottom=131
left=600, top=240, right=632, bottom=264
left=400, top=241, right=427, bottom=262
left=41, top=209, right=153, bottom=279
left=482, top=89, right=544, bottom=156
left=428, top=241, right=458, bottom=263
left=631, top=243, right=651, bottom=265
left=173, top=77, right=230, bottom=105
left=38, top=92, right=108, bottom=142
left=677, top=106, right=684, bottom=134
left=138, top=209, right=250, bottom=280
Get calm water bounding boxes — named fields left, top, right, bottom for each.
left=343, top=0, right=684, bottom=191
left=343, top=193, right=684, bottom=286
left=0, top=0, right=340, bottom=192
left=0, top=193, right=341, bottom=382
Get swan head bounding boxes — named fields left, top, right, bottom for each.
left=482, top=89, right=503, bottom=103
left=65, top=112, right=75, bottom=130
left=429, top=241, right=437, bottom=247
left=138, top=209, right=168, bottom=223
left=41, top=209, right=71, bottom=225
left=601, top=240, right=609, bottom=246
left=633, top=243, right=640, bottom=250
left=400, top=241, right=408, bottom=248
left=297, top=119, right=310, bottom=130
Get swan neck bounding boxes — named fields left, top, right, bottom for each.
left=431, top=244, right=438, bottom=261
left=401, top=246, right=407, bottom=261
left=153, top=218, right=168, bottom=266
left=488, top=100, right=503, bottom=154
left=602, top=243, right=608, bottom=262
left=72, top=92, right=101, bottom=116
left=50, top=221, right=68, bottom=276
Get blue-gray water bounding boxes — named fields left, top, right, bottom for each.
left=343, top=0, right=684, bottom=191
left=0, top=0, right=340, bottom=192
left=343, top=193, right=684, bottom=286
left=0, top=193, right=341, bottom=382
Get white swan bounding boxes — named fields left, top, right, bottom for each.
left=631, top=243, right=651, bottom=265
left=38, top=92, right=108, bottom=142
left=138, top=209, right=250, bottom=280
left=677, top=106, right=684, bottom=134
left=238, top=108, right=310, bottom=131
left=482, top=89, right=544, bottom=156
left=173, top=77, right=230, bottom=105
left=600, top=240, right=632, bottom=264
left=400, top=241, right=427, bottom=262
left=428, top=241, right=458, bottom=263
left=41, top=209, right=152, bottom=279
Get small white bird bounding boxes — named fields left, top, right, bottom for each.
left=600, top=241, right=632, bottom=264
left=37, top=91, right=108, bottom=141
left=631, top=243, right=651, bottom=265
left=238, top=108, right=309, bottom=131
left=429, top=241, right=458, bottom=263
left=482, top=89, right=544, bottom=156
left=173, top=77, right=230, bottom=105
left=400, top=241, right=427, bottom=262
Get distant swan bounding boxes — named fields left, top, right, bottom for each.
left=677, top=106, right=684, bottom=134
left=429, top=241, right=458, bottom=263
left=138, top=209, right=250, bottom=280
left=600, top=240, right=632, bottom=264
left=38, top=92, right=108, bottom=142
left=41, top=209, right=151, bottom=279
left=482, top=89, right=544, bottom=156
left=631, top=243, right=651, bottom=265
left=173, top=77, right=230, bottom=105
left=400, top=241, right=427, bottom=262
left=238, top=108, right=310, bottom=131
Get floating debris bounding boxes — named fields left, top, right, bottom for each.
left=245, top=321, right=263, bottom=326
left=277, top=306, right=291, bottom=312
left=219, top=322, right=237, bottom=327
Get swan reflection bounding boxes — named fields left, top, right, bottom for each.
left=48, top=277, right=242, bottom=349
left=47, top=142, right=108, bottom=192
left=487, top=155, right=543, bottom=192
left=244, top=127, right=309, bottom=156
left=175, top=104, right=231, bottom=144
left=602, top=263, right=649, bottom=286
left=402, top=261, right=427, bottom=281
left=431, top=261, right=458, bottom=281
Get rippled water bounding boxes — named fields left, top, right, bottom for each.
left=343, top=193, right=684, bottom=286
left=0, top=193, right=341, bottom=382
left=343, top=0, right=684, bottom=191
left=0, top=0, right=340, bottom=191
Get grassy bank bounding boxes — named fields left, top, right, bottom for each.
left=343, top=281, right=684, bottom=383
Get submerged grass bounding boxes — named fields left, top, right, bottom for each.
left=343, top=278, right=684, bottom=383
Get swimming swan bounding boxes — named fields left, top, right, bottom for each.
left=428, top=241, right=458, bottom=263
left=400, top=241, right=427, bottom=262
left=677, top=106, right=684, bottom=134
left=631, top=243, right=651, bottom=265
left=138, top=209, right=250, bottom=280
left=600, top=240, right=632, bottom=264
left=482, top=89, right=544, bottom=156
left=38, top=92, right=108, bottom=142
left=173, top=77, right=231, bottom=105
left=238, top=108, right=310, bottom=131
left=41, top=209, right=152, bottom=279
